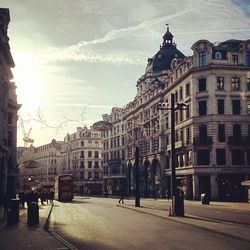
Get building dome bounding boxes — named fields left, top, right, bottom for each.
left=146, top=25, right=185, bottom=73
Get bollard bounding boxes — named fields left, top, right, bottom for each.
left=27, top=202, right=39, bottom=225
left=7, top=198, right=20, bottom=225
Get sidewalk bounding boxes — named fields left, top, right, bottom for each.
left=0, top=203, right=65, bottom=250
left=117, top=198, right=250, bottom=243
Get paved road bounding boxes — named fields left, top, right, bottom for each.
left=50, top=197, right=250, bottom=250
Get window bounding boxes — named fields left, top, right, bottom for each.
left=88, top=161, right=92, bottom=168
left=186, top=83, right=190, bottom=97
left=94, top=172, right=99, bottom=180
left=94, top=161, right=99, bottom=168
left=231, top=149, right=244, bottom=165
left=80, top=161, right=85, bottom=168
left=199, top=124, right=207, bottom=139
left=80, top=151, right=84, bottom=158
left=215, top=51, right=222, bottom=60
left=186, top=127, right=191, bottom=145
left=199, top=51, right=206, bottom=66
left=232, top=100, right=240, bottom=114
left=81, top=141, right=84, bottom=146
left=94, top=151, right=99, bottom=158
left=88, top=172, right=92, bottom=180
left=216, top=149, right=226, bottom=165
left=232, top=55, right=238, bottom=65
left=186, top=105, right=190, bottom=119
left=198, top=100, right=207, bottom=116
left=247, top=100, right=250, bottom=114
left=88, top=151, right=92, bottom=158
left=217, top=99, right=224, bottom=114
left=217, top=77, right=224, bottom=90
left=198, top=78, right=206, bottom=92
left=80, top=172, right=84, bottom=180
left=218, top=124, right=225, bottom=142
left=231, top=77, right=240, bottom=91
left=175, top=111, right=178, bottom=124
left=7, top=113, right=12, bottom=125
left=180, top=109, right=183, bottom=122
left=233, top=124, right=241, bottom=138
left=197, top=149, right=210, bottom=165
left=179, top=87, right=183, bottom=100
left=247, top=78, right=250, bottom=91
left=246, top=52, right=250, bottom=66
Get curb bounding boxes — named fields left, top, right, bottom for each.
left=117, top=204, right=250, bottom=244
left=44, top=202, right=79, bottom=250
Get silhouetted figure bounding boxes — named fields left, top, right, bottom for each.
left=3, top=195, right=10, bottom=219
left=118, top=187, right=124, bottom=204
left=166, top=190, right=170, bottom=201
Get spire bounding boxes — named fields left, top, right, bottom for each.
left=162, top=24, right=175, bottom=48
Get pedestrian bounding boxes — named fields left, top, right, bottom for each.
left=166, top=190, right=170, bottom=201
left=3, top=194, right=10, bottom=219
left=118, top=187, right=124, bottom=204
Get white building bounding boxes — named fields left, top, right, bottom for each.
left=103, top=26, right=250, bottom=201
left=18, top=139, right=63, bottom=191
left=61, top=126, right=103, bottom=195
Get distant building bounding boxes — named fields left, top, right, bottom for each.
left=102, top=108, right=127, bottom=195
left=17, top=139, right=63, bottom=191
left=61, top=126, right=103, bottom=195
left=102, top=26, right=250, bottom=201
left=0, top=8, right=21, bottom=198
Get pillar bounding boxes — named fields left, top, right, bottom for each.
left=210, top=175, right=219, bottom=200
left=192, top=175, right=199, bottom=200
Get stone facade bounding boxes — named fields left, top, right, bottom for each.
left=17, top=139, right=63, bottom=191
left=102, top=27, right=250, bottom=201
left=102, top=108, right=127, bottom=195
left=61, top=126, right=103, bottom=195
left=0, top=8, right=20, bottom=198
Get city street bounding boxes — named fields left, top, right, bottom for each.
left=49, top=197, right=250, bottom=250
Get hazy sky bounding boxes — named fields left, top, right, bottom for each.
left=1, top=0, right=250, bottom=146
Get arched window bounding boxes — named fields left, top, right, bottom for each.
left=215, top=51, right=222, bottom=60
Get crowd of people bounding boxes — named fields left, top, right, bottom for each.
left=18, top=190, right=54, bottom=208
left=0, top=190, right=54, bottom=219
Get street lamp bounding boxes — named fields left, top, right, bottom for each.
left=159, top=93, right=186, bottom=216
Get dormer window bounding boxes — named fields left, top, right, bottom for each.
left=199, top=51, right=206, bottom=66
left=215, top=51, right=222, bottom=60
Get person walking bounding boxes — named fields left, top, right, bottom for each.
left=118, top=187, right=125, bottom=204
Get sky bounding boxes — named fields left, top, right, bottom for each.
left=1, top=0, right=250, bottom=147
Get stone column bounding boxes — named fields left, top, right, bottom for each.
left=210, top=174, right=219, bottom=200
left=192, top=175, right=199, bottom=200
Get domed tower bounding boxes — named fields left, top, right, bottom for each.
left=145, top=25, right=185, bottom=73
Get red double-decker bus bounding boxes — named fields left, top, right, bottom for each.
left=54, top=174, right=74, bottom=202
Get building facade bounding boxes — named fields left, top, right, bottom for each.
left=103, top=26, right=250, bottom=201
left=0, top=8, right=20, bottom=198
left=102, top=108, right=127, bottom=195
left=61, top=126, right=103, bottom=195
left=18, top=139, right=63, bottom=191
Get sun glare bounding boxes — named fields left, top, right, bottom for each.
left=13, top=54, right=44, bottom=114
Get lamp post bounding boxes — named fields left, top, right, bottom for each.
left=159, top=93, right=186, bottom=216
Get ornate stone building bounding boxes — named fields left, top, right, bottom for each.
left=0, top=8, right=20, bottom=198
left=102, top=26, right=250, bottom=201
left=102, top=108, right=127, bottom=195
left=18, top=140, right=63, bottom=191
left=61, top=126, right=103, bottom=195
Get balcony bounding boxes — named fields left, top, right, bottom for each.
left=193, top=136, right=213, bottom=146
left=228, top=136, right=250, bottom=145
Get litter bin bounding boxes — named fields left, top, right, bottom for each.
left=201, top=193, right=209, bottom=205
left=7, top=198, right=20, bottom=225
left=27, top=202, right=39, bottom=225
left=173, top=194, right=185, bottom=217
